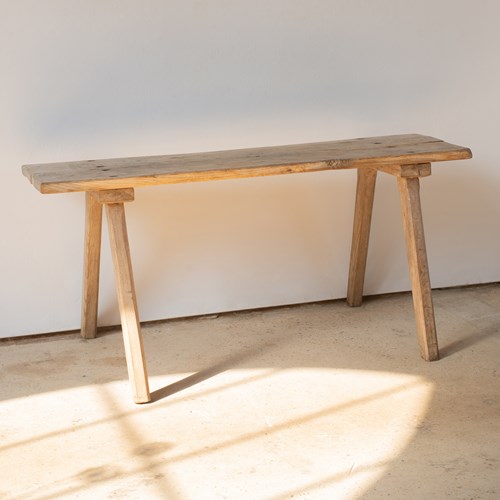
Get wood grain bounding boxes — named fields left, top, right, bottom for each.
left=81, top=192, right=103, bottom=339
left=106, top=202, right=150, bottom=403
left=397, top=176, right=439, bottom=361
left=22, top=134, right=472, bottom=194
left=347, top=168, right=378, bottom=307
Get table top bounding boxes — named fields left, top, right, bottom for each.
left=22, top=134, right=472, bottom=194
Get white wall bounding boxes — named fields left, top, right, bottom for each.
left=1, top=0, right=499, bottom=338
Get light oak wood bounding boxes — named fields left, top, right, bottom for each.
left=105, top=202, right=150, bottom=403
left=22, top=134, right=471, bottom=194
left=397, top=176, right=439, bottom=361
left=90, top=188, right=134, bottom=204
left=377, top=163, right=432, bottom=178
left=347, top=168, right=378, bottom=307
left=81, top=192, right=103, bottom=339
left=22, top=134, right=473, bottom=402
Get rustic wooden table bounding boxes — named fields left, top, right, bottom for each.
left=23, top=134, right=472, bottom=403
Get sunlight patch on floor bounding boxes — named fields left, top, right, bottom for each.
left=0, top=368, right=433, bottom=499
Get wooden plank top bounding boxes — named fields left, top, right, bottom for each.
left=22, top=134, right=472, bottom=194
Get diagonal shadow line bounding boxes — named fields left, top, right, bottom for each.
left=150, top=338, right=285, bottom=402
left=0, top=330, right=285, bottom=452
left=440, top=326, right=500, bottom=358
left=3, top=315, right=292, bottom=450
left=160, top=380, right=424, bottom=466
left=0, top=369, right=277, bottom=456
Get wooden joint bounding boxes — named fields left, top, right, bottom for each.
left=90, top=188, right=134, bottom=204
left=377, top=163, right=431, bottom=178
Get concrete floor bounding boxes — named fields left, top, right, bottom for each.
left=1, top=285, right=499, bottom=499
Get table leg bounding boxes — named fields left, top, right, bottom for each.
left=105, top=201, right=151, bottom=403
left=347, top=168, right=377, bottom=307
left=81, top=192, right=103, bottom=339
left=397, top=176, right=439, bottom=361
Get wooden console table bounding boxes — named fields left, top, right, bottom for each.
left=22, top=134, right=472, bottom=403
